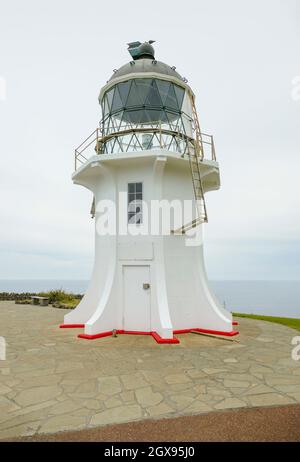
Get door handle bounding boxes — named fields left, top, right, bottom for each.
left=143, top=283, right=150, bottom=290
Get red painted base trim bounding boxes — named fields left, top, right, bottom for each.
left=74, top=327, right=239, bottom=343
left=173, top=329, right=192, bottom=335
left=151, top=332, right=180, bottom=344
left=194, top=328, right=239, bottom=337
left=78, top=330, right=112, bottom=340
left=60, top=324, right=84, bottom=328
left=232, top=321, right=239, bottom=326
left=173, top=328, right=239, bottom=337
left=77, top=329, right=179, bottom=344
left=122, top=330, right=151, bottom=336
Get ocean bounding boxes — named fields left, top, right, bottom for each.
left=0, top=280, right=299, bottom=319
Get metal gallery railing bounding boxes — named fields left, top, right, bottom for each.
left=74, top=123, right=216, bottom=170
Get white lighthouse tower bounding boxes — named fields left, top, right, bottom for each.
left=61, top=41, right=238, bottom=343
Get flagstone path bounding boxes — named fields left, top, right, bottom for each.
left=0, top=301, right=299, bottom=439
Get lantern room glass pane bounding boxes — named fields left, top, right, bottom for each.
left=111, top=87, right=123, bottom=112
left=174, top=85, right=185, bottom=108
left=164, top=84, right=179, bottom=111
left=156, top=80, right=171, bottom=105
left=106, top=89, right=114, bottom=110
left=126, top=81, right=143, bottom=107
left=135, top=79, right=152, bottom=104
left=144, top=109, right=164, bottom=123
left=118, top=81, right=131, bottom=106
left=103, top=97, right=109, bottom=116
left=144, top=80, right=163, bottom=107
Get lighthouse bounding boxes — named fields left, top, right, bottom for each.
left=62, top=41, right=237, bottom=343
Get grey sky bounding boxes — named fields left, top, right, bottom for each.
left=0, top=0, right=299, bottom=280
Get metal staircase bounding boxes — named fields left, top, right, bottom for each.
left=171, top=94, right=208, bottom=235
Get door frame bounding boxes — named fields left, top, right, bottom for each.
left=121, top=262, right=152, bottom=332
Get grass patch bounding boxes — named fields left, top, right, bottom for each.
left=38, top=289, right=80, bottom=309
left=233, top=312, right=300, bottom=332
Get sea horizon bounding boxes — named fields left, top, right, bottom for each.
left=0, top=279, right=299, bottom=319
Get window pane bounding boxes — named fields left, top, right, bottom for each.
left=123, top=109, right=147, bottom=124
left=156, top=80, right=170, bottom=105
left=117, top=81, right=131, bottom=106
left=128, top=183, right=135, bottom=193
left=126, top=80, right=143, bottom=107
left=106, top=89, right=114, bottom=111
left=112, top=111, right=123, bottom=130
left=135, top=79, right=152, bottom=105
left=144, top=109, right=163, bottom=123
left=111, top=87, right=123, bottom=112
left=174, top=85, right=185, bottom=108
left=128, top=193, right=135, bottom=203
left=160, top=109, right=170, bottom=124
left=134, top=203, right=142, bottom=213
left=145, top=80, right=162, bottom=107
left=128, top=212, right=136, bottom=221
left=127, top=182, right=143, bottom=224
left=165, top=84, right=179, bottom=111
left=102, top=97, right=108, bottom=116
left=165, top=110, right=180, bottom=124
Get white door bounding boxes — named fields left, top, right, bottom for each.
left=123, top=265, right=151, bottom=332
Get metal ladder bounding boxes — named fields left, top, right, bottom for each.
left=171, top=94, right=208, bottom=235
left=90, top=197, right=95, bottom=218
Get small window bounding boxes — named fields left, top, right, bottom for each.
left=128, top=182, right=143, bottom=224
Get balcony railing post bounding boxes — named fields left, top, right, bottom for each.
left=211, top=135, right=216, bottom=161
left=96, top=128, right=99, bottom=154
left=159, top=120, right=162, bottom=148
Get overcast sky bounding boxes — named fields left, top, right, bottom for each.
left=0, top=0, right=299, bottom=281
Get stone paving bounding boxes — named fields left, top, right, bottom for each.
left=0, top=301, right=299, bottom=439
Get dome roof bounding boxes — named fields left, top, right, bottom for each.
left=109, top=58, right=184, bottom=82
